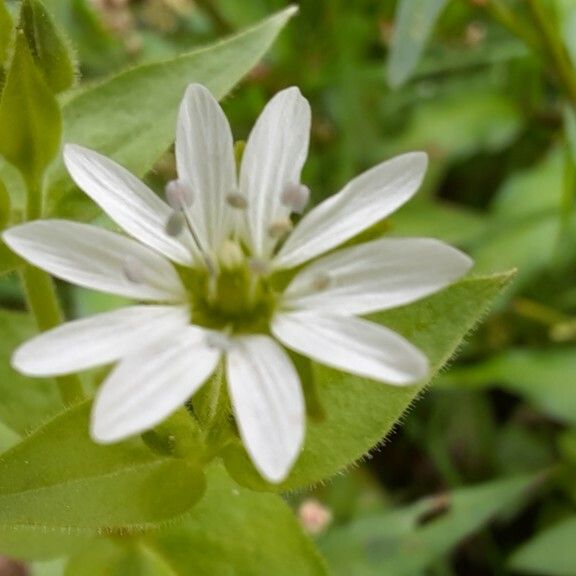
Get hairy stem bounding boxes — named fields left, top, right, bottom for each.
left=20, top=264, right=85, bottom=405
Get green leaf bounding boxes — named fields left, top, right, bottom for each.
left=509, top=516, right=576, bottom=576
left=0, top=240, right=20, bottom=276
left=0, top=309, right=62, bottom=435
left=320, top=474, right=540, bottom=575
left=0, top=402, right=206, bottom=560
left=440, top=349, right=576, bottom=427
left=0, top=0, right=13, bottom=66
left=223, top=272, right=514, bottom=491
left=20, top=0, right=77, bottom=94
left=387, top=0, right=449, bottom=88
left=45, top=6, right=298, bottom=220
left=0, top=31, right=62, bottom=186
left=66, top=464, right=328, bottom=576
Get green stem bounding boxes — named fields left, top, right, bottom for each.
left=24, top=174, right=43, bottom=221
left=526, top=0, right=576, bottom=106
left=20, top=265, right=85, bottom=405
left=481, top=0, right=542, bottom=54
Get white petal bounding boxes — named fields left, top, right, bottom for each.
left=2, top=220, right=185, bottom=301
left=284, top=238, right=473, bottom=315
left=226, top=335, right=305, bottom=483
left=13, top=305, right=189, bottom=377
left=240, top=87, right=311, bottom=258
left=91, top=326, right=220, bottom=443
left=272, top=312, right=428, bottom=385
left=64, top=144, right=196, bottom=265
left=274, top=152, right=428, bottom=269
left=176, top=84, right=237, bottom=250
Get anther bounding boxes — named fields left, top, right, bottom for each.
left=268, top=218, right=293, bottom=239
left=165, top=211, right=186, bottom=237
left=249, top=258, right=270, bottom=276
left=312, top=272, right=331, bottom=291
left=281, top=183, right=310, bottom=214
left=122, top=255, right=144, bottom=284
left=226, top=192, right=248, bottom=210
left=165, top=179, right=194, bottom=210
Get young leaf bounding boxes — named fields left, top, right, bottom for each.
left=0, top=402, right=206, bottom=560
left=509, top=516, right=576, bottom=576
left=223, top=272, right=514, bottom=491
left=19, top=0, right=77, bottom=94
left=66, top=464, right=328, bottom=576
left=44, top=6, right=298, bottom=220
left=387, top=0, right=449, bottom=88
left=321, top=474, right=540, bottom=575
left=0, top=32, right=62, bottom=189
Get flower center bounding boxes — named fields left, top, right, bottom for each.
left=178, top=244, right=276, bottom=334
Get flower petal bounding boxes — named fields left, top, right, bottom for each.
left=272, top=312, right=428, bottom=385
left=13, top=305, right=189, bottom=377
left=175, top=84, right=237, bottom=250
left=64, top=144, right=196, bottom=265
left=226, top=335, right=305, bottom=483
left=3, top=220, right=185, bottom=301
left=274, top=152, right=428, bottom=269
left=284, top=238, right=473, bottom=315
left=240, top=87, right=311, bottom=258
left=91, top=326, right=220, bottom=443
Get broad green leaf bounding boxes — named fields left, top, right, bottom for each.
left=320, top=474, right=540, bottom=576
left=0, top=241, right=20, bottom=276
left=0, top=419, right=19, bottom=453
left=66, top=464, right=328, bottom=576
left=45, top=6, right=298, bottom=220
left=0, top=0, right=12, bottom=66
left=0, top=32, right=62, bottom=186
left=387, top=0, right=449, bottom=87
left=0, top=309, right=62, bottom=435
left=0, top=402, right=206, bottom=560
left=509, top=516, right=576, bottom=576
left=440, top=349, right=576, bottom=427
left=224, top=272, right=514, bottom=491
left=20, top=0, right=77, bottom=93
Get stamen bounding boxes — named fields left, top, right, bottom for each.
left=165, top=179, right=194, bottom=210
left=226, top=192, right=248, bottom=210
left=165, top=211, right=186, bottom=237
left=122, top=255, right=144, bottom=283
left=312, top=272, right=331, bottom=291
left=268, top=218, right=293, bottom=239
left=205, top=331, right=231, bottom=351
left=281, top=183, right=310, bottom=214
left=249, top=258, right=270, bottom=276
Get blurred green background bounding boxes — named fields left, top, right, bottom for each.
left=3, top=0, right=576, bottom=574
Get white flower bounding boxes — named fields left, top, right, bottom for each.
left=2, top=85, right=472, bottom=483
